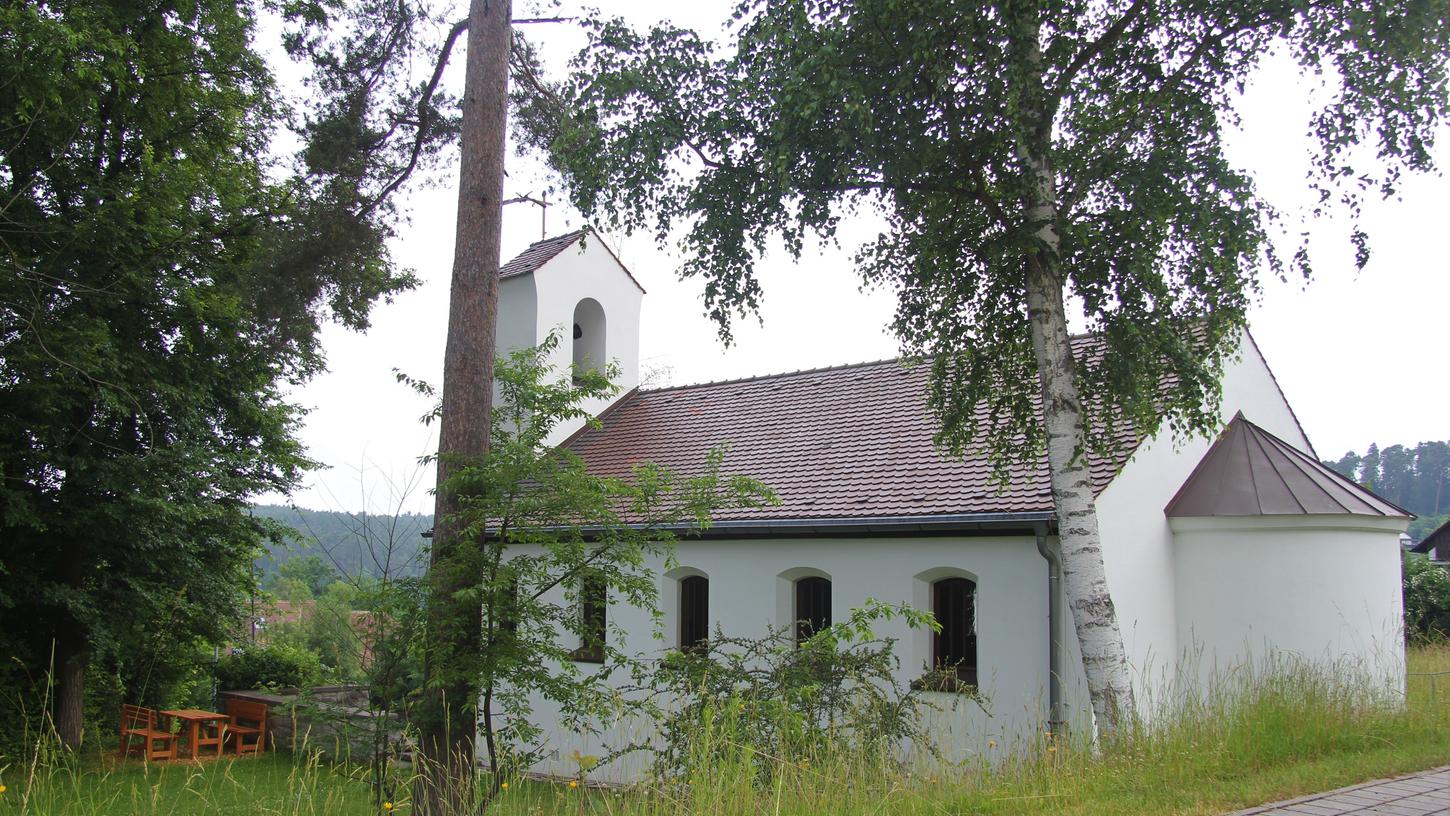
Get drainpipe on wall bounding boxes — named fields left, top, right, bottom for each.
left=1035, top=523, right=1066, bottom=735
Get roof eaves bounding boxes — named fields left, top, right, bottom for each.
left=566, top=511, right=1058, bottom=540
left=1411, top=518, right=1450, bottom=553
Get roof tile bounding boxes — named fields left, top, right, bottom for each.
left=566, top=338, right=1144, bottom=522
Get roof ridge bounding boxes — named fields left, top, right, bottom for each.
left=640, top=357, right=910, bottom=394
left=523, top=228, right=587, bottom=248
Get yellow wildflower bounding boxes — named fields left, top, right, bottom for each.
left=568, top=780, right=578, bottom=789
left=500, top=782, right=509, bottom=791
left=383, top=803, right=393, bottom=812
left=0, top=784, right=7, bottom=793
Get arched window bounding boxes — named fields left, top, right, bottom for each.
left=794, top=576, right=831, bottom=643
left=932, top=577, right=977, bottom=685
left=679, top=575, right=709, bottom=651
left=572, top=298, right=606, bottom=381
left=572, top=574, right=606, bottom=664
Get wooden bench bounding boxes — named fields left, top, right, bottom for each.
left=120, top=704, right=176, bottom=761
left=225, top=699, right=268, bottom=756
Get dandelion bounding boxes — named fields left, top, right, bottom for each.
left=383, top=803, right=393, bottom=812
left=500, top=782, right=509, bottom=791
left=568, top=780, right=578, bottom=789
left=0, top=784, right=7, bottom=793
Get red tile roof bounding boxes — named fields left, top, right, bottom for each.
left=500, top=230, right=587, bottom=279
left=499, top=229, right=648, bottom=294
left=566, top=337, right=1143, bottom=523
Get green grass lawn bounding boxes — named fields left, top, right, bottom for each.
left=5, top=644, right=1449, bottom=816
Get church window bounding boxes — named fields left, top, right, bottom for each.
left=679, top=575, right=709, bottom=651
left=932, top=577, right=977, bottom=685
left=794, top=576, right=831, bottom=643
left=572, top=298, right=606, bottom=381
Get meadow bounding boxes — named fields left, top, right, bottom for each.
left=3, top=644, right=1448, bottom=816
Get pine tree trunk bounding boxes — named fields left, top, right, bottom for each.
left=415, top=0, right=511, bottom=812
left=1011, top=9, right=1135, bottom=740
left=54, top=630, right=87, bottom=749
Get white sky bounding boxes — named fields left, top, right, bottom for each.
left=263, top=2, right=1450, bottom=515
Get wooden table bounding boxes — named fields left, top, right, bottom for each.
left=160, top=709, right=228, bottom=759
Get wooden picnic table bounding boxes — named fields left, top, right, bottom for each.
left=160, top=708, right=228, bottom=759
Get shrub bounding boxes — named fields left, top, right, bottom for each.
left=1404, top=552, right=1450, bottom=643
left=215, top=643, right=322, bottom=691
left=619, top=603, right=956, bottom=783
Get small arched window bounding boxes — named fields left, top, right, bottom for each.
left=679, top=575, right=709, bottom=651
left=794, top=576, right=831, bottom=643
left=932, top=577, right=977, bottom=685
left=572, top=298, right=606, bottom=381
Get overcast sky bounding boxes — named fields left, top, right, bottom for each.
left=261, top=2, right=1450, bottom=515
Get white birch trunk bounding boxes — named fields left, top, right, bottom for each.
left=1012, top=14, right=1136, bottom=740
left=1024, top=248, right=1137, bottom=740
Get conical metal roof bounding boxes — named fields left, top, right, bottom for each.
left=1165, top=414, right=1409, bottom=519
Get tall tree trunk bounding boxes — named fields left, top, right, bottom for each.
left=54, top=629, right=87, bottom=748
left=416, top=0, right=511, bottom=812
left=1011, top=9, right=1135, bottom=740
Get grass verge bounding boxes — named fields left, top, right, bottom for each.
left=4, top=644, right=1448, bottom=815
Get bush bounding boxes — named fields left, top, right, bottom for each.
left=619, top=603, right=956, bottom=783
left=1404, top=552, right=1450, bottom=642
left=216, top=643, right=322, bottom=691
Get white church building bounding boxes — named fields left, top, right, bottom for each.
left=491, top=229, right=1411, bottom=781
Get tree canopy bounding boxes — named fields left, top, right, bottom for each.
left=0, top=0, right=413, bottom=745
left=536, top=0, right=1449, bottom=464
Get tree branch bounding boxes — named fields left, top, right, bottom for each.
left=355, top=17, right=469, bottom=219
left=1053, top=0, right=1153, bottom=102
left=512, top=16, right=576, bottom=25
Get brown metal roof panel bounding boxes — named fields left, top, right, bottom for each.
left=1165, top=414, right=1409, bottom=519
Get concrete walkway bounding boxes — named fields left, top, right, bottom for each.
left=1227, top=766, right=1450, bottom=815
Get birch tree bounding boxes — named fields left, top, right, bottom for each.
left=519, top=0, right=1450, bottom=736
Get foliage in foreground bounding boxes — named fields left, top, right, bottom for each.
left=416, top=333, right=776, bottom=797
left=1404, top=553, right=1450, bottom=643
left=7, top=645, right=1450, bottom=816
left=617, top=604, right=947, bottom=782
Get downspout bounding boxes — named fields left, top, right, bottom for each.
left=1035, top=523, right=1066, bottom=735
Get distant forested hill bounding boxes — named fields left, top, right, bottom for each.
left=251, top=504, right=431, bottom=579
left=1325, top=441, right=1449, bottom=541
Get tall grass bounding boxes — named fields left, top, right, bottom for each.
left=6, top=645, right=1449, bottom=815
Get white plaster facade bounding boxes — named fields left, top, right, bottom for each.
left=488, top=235, right=1409, bottom=781
left=495, top=233, right=643, bottom=446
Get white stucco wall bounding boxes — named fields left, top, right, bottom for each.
left=493, top=235, right=643, bottom=444
left=1092, top=329, right=1318, bottom=706
left=515, top=534, right=1064, bottom=783
left=1171, top=515, right=1406, bottom=694
left=528, top=237, right=642, bottom=446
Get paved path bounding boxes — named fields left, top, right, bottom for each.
left=1228, top=766, right=1450, bottom=815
